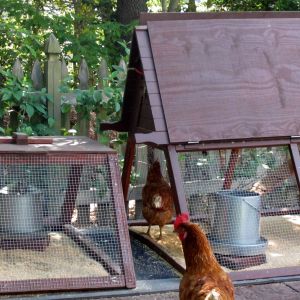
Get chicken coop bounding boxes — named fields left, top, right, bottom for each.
left=101, top=12, right=300, bottom=282
left=0, top=134, right=135, bottom=294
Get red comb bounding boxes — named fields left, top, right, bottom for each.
left=174, top=212, right=190, bottom=230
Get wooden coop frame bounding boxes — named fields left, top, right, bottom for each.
left=101, top=12, right=300, bottom=282
left=0, top=134, right=135, bottom=294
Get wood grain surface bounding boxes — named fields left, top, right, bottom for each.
left=148, top=18, right=300, bottom=143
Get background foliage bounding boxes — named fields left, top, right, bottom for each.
left=1, top=0, right=300, bottom=140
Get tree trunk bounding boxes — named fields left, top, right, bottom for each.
left=116, top=0, right=147, bottom=24
left=161, top=0, right=167, bottom=12
left=187, top=0, right=197, bottom=12
left=168, top=0, right=180, bottom=12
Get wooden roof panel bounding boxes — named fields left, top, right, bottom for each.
left=148, top=18, right=300, bottom=143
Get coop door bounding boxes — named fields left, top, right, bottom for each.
left=0, top=153, right=135, bottom=293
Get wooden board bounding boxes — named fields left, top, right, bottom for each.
left=148, top=18, right=300, bottom=144
left=0, top=136, right=115, bottom=154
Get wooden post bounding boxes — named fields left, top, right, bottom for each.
left=61, top=58, right=71, bottom=130
left=97, top=59, right=108, bottom=89
left=12, top=58, right=24, bottom=81
left=10, top=58, right=24, bottom=131
left=164, top=145, right=188, bottom=214
left=45, top=33, right=62, bottom=133
left=223, top=148, right=240, bottom=189
left=31, top=60, right=44, bottom=90
left=77, top=58, right=89, bottom=136
left=122, top=134, right=136, bottom=213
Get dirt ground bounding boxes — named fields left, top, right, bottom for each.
left=0, top=232, right=108, bottom=281
left=131, top=214, right=300, bottom=272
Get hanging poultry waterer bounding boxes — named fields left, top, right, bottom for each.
left=209, top=190, right=268, bottom=256
left=0, top=185, right=44, bottom=234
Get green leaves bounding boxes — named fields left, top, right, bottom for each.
left=48, top=117, right=55, bottom=128
left=25, top=104, right=35, bottom=118
left=0, top=71, right=53, bottom=135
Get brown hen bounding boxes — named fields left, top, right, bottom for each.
left=142, top=160, right=173, bottom=239
left=174, top=213, right=235, bottom=300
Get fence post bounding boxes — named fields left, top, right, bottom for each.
left=10, top=58, right=24, bottom=131
left=61, top=58, right=71, bottom=130
left=45, top=33, right=62, bottom=133
left=77, top=58, right=89, bottom=136
left=31, top=60, right=44, bottom=90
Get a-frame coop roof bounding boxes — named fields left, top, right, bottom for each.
left=103, top=12, right=300, bottom=145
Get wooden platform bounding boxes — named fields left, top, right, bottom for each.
left=3, top=280, right=299, bottom=299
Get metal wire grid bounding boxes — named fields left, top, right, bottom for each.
left=0, top=153, right=129, bottom=292
left=179, top=147, right=300, bottom=272
left=128, top=145, right=168, bottom=220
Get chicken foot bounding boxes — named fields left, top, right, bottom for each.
left=158, top=225, right=163, bottom=240
left=146, top=225, right=152, bottom=237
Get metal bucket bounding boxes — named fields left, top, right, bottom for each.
left=211, top=190, right=261, bottom=245
left=0, top=186, right=44, bottom=234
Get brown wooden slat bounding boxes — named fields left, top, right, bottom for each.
left=140, top=57, right=155, bottom=70
left=164, top=145, right=188, bottom=214
left=59, top=164, right=83, bottom=225
left=261, top=207, right=300, bottom=216
left=289, top=143, right=300, bottom=190
left=153, top=118, right=167, bottom=132
left=230, top=266, right=300, bottom=282
left=140, top=11, right=300, bottom=25
left=144, top=70, right=156, bottom=82
left=64, top=224, right=122, bottom=275
left=223, top=149, right=240, bottom=189
left=134, top=132, right=169, bottom=144
left=0, top=136, right=53, bottom=144
left=0, top=136, right=115, bottom=154
left=108, top=154, right=136, bottom=288
left=122, top=135, right=136, bottom=206
left=148, top=18, right=300, bottom=144
left=0, top=276, right=125, bottom=293
left=146, top=81, right=159, bottom=94
left=148, top=93, right=162, bottom=106
left=176, top=138, right=292, bottom=152
left=136, top=30, right=152, bottom=58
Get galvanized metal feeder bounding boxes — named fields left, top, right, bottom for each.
left=0, top=134, right=135, bottom=294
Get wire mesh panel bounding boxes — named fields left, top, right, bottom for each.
left=179, top=146, right=300, bottom=272
left=128, top=145, right=169, bottom=220
left=0, top=139, right=135, bottom=293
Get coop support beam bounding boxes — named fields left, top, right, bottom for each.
left=164, top=145, right=188, bottom=214
left=223, top=149, right=240, bottom=189
left=289, top=144, right=300, bottom=208
left=108, top=154, right=136, bottom=288
left=175, top=138, right=291, bottom=152
left=122, top=134, right=136, bottom=213
left=59, top=164, right=83, bottom=226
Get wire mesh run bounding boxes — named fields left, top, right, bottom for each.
left=0, top=152, right=135, bottom=293
left=128, top=145, right=169, bottom=220
left=129, top=145, right=300, bottom=275
left=179, top=146, right=300, bottom=272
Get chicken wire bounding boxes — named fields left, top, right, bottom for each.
left=129, top=145, right=300, bottom=274
left=179, top=146, right=300, bottom=272
left=128, top=145, right=168, bottom=220
left=0, top=153, right=134, bottom=293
